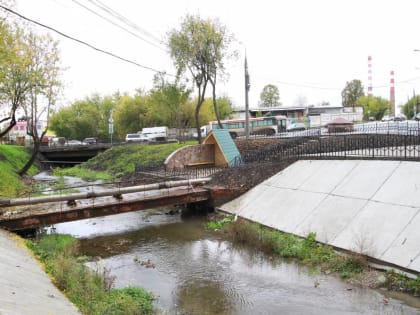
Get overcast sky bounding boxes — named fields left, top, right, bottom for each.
left=11, top=0, right=420, bottom=111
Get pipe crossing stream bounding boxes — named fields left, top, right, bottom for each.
left=0, top=178, right=212, bottom=231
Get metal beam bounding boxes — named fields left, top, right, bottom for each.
left=0, top=178, right=211, bottom=207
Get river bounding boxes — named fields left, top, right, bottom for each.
left=49, top=207, right=420, bottom=315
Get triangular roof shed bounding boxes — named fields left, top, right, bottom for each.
left=203, top=129, right=241, bottom=166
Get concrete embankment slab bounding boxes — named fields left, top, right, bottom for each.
left=219, top=160, right=420, bottom=273
left=0, top=229, right=81, bottom=315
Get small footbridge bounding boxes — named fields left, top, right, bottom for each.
left=0, top=178, right=227, bottom=231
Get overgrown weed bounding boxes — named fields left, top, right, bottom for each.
left=26, top=234, right=155, bottom=315
left=210, top=217, right=368, bottom=279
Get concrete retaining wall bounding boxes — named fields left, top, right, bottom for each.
left=0, top=230, right=80, bottom=314
left=219, top=160, right=420, bottom=273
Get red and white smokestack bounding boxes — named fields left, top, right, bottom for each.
left=368, top=56, right=373, bottom=96
left=390, top=70, right=395, bottom=115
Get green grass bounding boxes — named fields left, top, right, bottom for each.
left=385, top=270, right=420, bottom=296
left=213, top=217, right=420, bottom=293
left=26, top=234, right=155, bottom=315
left=53, top=166, right=111, bottom=182
left=83, top=142, right=195, bottom=174
left=212, top=217, right=367, bottom=279
left=206, top=214, right=235, bottom=230
left=0, top=145, right=38, bottom=197
left=56, top=141, right=196, bottom=180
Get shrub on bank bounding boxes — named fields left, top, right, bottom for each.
left=214, top=218, right=366, bottom=279
left=385, top=270, right=420, bottom=296
left=209, top=216, right=420, bottom=295
left=26, top=234, right=155, bottom=315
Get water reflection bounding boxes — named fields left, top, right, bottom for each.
left=51, top=209, right=420, bottom=315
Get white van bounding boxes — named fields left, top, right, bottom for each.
left=141, top=126, right=168, bottom=141
left=125, top=133, right=149, bottom=143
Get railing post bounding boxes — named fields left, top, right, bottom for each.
left=344, top=135, right=347, bottom=158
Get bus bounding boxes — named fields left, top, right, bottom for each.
left=201, top=115, right=287, bottom=138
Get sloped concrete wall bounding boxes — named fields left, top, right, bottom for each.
left=0, top=230, right=81, bottom=314
left=219, top=160, right=420, bottom=273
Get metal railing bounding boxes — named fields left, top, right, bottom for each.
left=232, top=132, right=420, bottom=166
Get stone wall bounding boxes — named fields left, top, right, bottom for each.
left=165, top=144, right=214, bottom=169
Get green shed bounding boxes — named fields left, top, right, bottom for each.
left=203, top=129, right=241, bottom=166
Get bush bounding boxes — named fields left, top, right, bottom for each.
left=326, top=253, right=367, bottom=279
left=385, top=270, right=420, bottom=296
left=219, top=218, right=366, bottom=278
left=27, top=234, right=155, bottom=315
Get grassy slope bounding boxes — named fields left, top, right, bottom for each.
left=0, top=142, right=195, bottom=195
left=83, top=142, right=194, bottom=173
left=0, top=145, right=37, bottom=197
left=57, top=142, right=196, bottom=180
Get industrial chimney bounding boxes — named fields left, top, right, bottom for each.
left=368, top=56, right=373, bottom=97
left=390, top=70, right=395, bottom=115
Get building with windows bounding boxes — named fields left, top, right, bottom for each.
left=247, top=104, right=363, bottom=127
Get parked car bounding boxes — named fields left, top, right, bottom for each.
left=415, top=113, right=420, bottom=121
left=382, top=115, right=395, bottom=121
left=50, top=137, right=66, bottom=146
left=287, top=122, right=306, bottom=132
left=125, top=133, right=149, bottom=143
left=82, top=137, right=98, bottom=145
left=394, top=114, right=406, bottom=121
left=67, top=140, right=86, bottom=146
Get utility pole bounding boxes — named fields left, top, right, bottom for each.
left=245, top=53, right=250, bottom=139
left=108, top=110, right=114, bottom=146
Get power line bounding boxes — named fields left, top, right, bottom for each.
left=88, top=0, right=163, bottom=45
left=0, top=5, right=174, bottom=76
left=71, top=0, right=166, bottom=51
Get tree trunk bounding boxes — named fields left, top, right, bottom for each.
left=210, top=80, right=222, bottom=129
left=18, top=138, right=40, bottom=176
left=195, top=80, right=208, bottom=144
left=0, top=115, right=16, bottom=138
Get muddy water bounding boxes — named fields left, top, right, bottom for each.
left=51, top=208, right=420, bottom=315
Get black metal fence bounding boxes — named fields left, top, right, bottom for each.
left=133, top=164, right=225, bottom=182
left=125, top=123, right=420, bottom=180
left=232, top=132, right=420, bottom=166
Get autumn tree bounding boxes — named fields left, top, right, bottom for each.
left=341, top=79, right=364, bottom=110
left=18, top=30, right=62, bottom=175
left=168, top=14, right=235, bottom=143
left=259, top=84, right=281, bottom=107
left=0, top=21, right=33, bottom=138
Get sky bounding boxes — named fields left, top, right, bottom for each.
left=9, top=0, right=420, bottom=112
